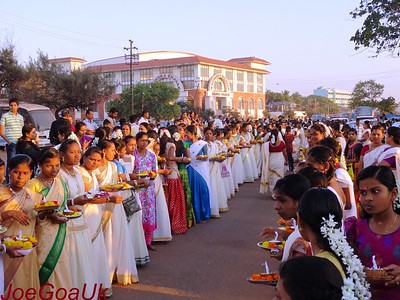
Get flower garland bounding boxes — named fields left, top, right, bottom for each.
left=320, top=214, right=371, bottom=300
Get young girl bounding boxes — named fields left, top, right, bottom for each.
left=151, top=141, right=172, bottom=241
left=25, top=148, right=73, bottom=294
left=133, top=132, right=157, bottom=250
left=0, top=155, right=40, bottom=291
left=58, top=140, right=97, bottom=291
left=260, top=174, right=312, bottom=261
left=347, top=165, right=400, bottom=299
left=77, top=146, right=112, bottom=292
left=298, top=187, right=370, bottom=299
left=95, top=139, right=139, bottom=283
left=306, top=145, right=347, bottom=210
left=185, top=125, right=211, bottom=223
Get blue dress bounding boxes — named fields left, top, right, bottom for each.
left=186, top=140, right=211, bottom=222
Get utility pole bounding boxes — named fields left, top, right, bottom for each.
left=124, top=40, right=139, bottom=115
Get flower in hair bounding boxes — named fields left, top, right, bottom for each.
left=320, top=214, right=371, bottom=300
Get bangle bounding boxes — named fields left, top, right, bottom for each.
left=71, top=198, right=75, bottom=206
left=133, top=180, right=138, bottom=186
left=106, top=197, right=110, bottom=203
left=0, top=212, right=3, bottom=222
left=37, top=213, right=47, bottom=222
left=0, top=243, right=6, bottom=254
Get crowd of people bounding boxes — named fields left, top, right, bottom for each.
left=0, top=97, right=399, bottom=299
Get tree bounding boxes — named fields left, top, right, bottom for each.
left=350, top=0, right=400, bottom=57
left=108, top=82, right=181, bottom=120
left=0, top=44, right=25, bottom=98
left=303, top=95, right=341, bottom=116
left=377, top=96, right=398, bottom=113
left=350, top=80, right=384, bottom=108
left=20, top=51, right=115, bottom=114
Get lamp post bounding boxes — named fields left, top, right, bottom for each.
left=141, top=92, right=145, bottom=112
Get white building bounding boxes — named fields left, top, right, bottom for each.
left=85, top=51, right=270, bottom=119
left=313, top=86, right=352, bottom=108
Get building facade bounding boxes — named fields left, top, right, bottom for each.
left=313, top=86, right=352, bottom=108
left=85, top=51, right=270, bottom=119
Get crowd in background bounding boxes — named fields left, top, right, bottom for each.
left=0, top=97, right=399, bottom=299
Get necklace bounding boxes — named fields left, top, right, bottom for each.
left=372, top=214, right=398, bottom=234
left=62, top=164, right=76, bottom=177
left=39, top=175, right=54, bottom=187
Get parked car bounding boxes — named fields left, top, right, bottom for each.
left=0, top=102, right=55, bottom=148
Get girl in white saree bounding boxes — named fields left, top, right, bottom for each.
left=260, top=129, right=287, bottom=194
left=359, top=125, right=389, bottom=172
left=94, top=140, right=138, bottom=284
left=26, top=149, right=73, bottom=294
left=58, top=140, right=96, bottom=291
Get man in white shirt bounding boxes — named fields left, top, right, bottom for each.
left=0, top=98, right=24, bottom=181
left=83, top=109, right=98, bottom=137
left=106, top=107, right=119, bottom=127
left=213, top=115, right=224, bottom=129
left=138, top=110, right=150, bottom=125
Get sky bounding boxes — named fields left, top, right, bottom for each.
left=1, top=0, right=399, bottom=101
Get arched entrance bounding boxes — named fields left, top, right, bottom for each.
left=205, top=74, right=233, bottom=114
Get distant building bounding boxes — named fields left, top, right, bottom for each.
left=49, top=57, right=86, bottom=73
left=313, top=86, right=352, bottom=108
left=84, top=51, right=270, bottom=120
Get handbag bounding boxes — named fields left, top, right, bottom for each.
left=221, top=163, right=230, bottom=178
left=122, top=190, right=141, bottom=222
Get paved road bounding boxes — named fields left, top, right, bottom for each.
left=113, top=180, right=279, bottom=300
left=0, top=149, right=279, bottom=299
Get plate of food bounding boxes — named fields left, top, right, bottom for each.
left=257, top=241, right=285, bottom=251
left=137, top=171, right=149, bottom=178
left=247, top=273, right=279, bottom=286
left=134, top=184, right=146, bottom=190
left=364, top=268, right=395, bottom=286
left=2, top=234, right=38, bottom=256
left=86, top=191, right=110, bottom=200
left=58, top=209, right=82, bottom=219
left=277, top=226, right=296, bottom=233
left=34, top=201, right=60, bottom=212
left=101, top=183, right=131, bottom=192
left=157, top=156, right=167, bottom=163
left=196, top=155, right=208, bottom=160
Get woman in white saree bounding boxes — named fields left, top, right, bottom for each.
left=359, top=125, right=389, bottom=172
left=260, top=129, right=287, bottom=194
left=378, top=126, right=400, bottom=212
left=94, top=139, right=138, bottom=284
left=58, top=140, right=97, bottom=292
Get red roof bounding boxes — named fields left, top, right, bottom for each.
left=86, top=53, right=270, bottom=74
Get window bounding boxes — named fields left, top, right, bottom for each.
left=257, top=74, right=264, bottom=93
left=247, top=73, right=254, bottom=93
left=200, top=80, right=208, bottom=89
left=121, top=71, right=130, bottom=87
left=238, top=97, right=244, bottom=110
left=200, top=66, right=209, bottom=77
left=248, top=98, right=255, bottom=117
left=182, top=80, right=195, bottom=89
left=257, top=98, right=264, bottom=110
left=213, top=67, right=221, bottom=75
left=159, top=67, right=173, bottom=74
left=213, top=78, right=224, bottom=91
left=180, top=65, right=194, bottom=79
left=225, top=70, right=233, bottom=91
left=103, top=72, right=115, bottom=84
left=140, top=69, right=153, bottom=83
left=236, top=71, right=244, bottom=92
